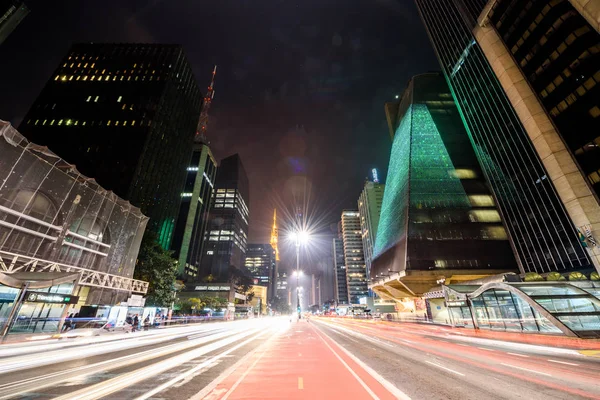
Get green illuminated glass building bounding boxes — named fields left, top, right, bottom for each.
left=171, top=138, right=217, bottom=280
left=415, top=0, right=599, bottom=275
left=371, top=73, right=518, bottom=299
left=18, top=43, right=202, bottom=249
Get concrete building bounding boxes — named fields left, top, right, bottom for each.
left=333, top=237, right=349, bottom=304
left=0, top=1, right=28, bottom=45
left=18, top=43, right=202, bottom=249
left=358, top=177, right=385, bottom=280
left=171, top=139, right=217, bottom=280
left=200, top=154, right=250, bottom=279
left=244, top=243, right=276, bottom=298
left=341, top=210, right=368, bottom=304
left=415, top=0, right=600, bottom=275
left=372, top=73, right=518, bottom=301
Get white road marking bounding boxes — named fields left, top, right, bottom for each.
left=547, top=359, right=579, bottom=366
left=315, top=325, right=412, bottom=400
left=477, top=347, right=495, bottom=351
left=298, top=377, right=304, bottom=389
left=457, top=344, right=469, bottom=347
left=507, top=352, right=529, bottom=358
left=135, top=328, right=272, bottom=400
left=501, top=363, right=552, bottom=377
left=425, top=361, right=465, bottom=376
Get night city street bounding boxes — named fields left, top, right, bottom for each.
left=0, top=318, right=599, bottom=399
left=1, top=0, right=600, bottom=398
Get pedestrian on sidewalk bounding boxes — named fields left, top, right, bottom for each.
left=143, top=316, right=150, bottom=331
left=132, top=314, right=139, bottom=332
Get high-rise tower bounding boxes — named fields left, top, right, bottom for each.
left=18, top=43, right=202, bottom=249
left=415, top=0, right=599, bottom=275
left=171, top=68, right=218, bottom=280
left=0, top=1, right=29, bottom=45
left=200, top=154, right=250, bottom=279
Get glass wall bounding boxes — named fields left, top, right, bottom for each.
left=470, top=288, right=563, bottom=334
left=8, top=282, right=74, bottom=334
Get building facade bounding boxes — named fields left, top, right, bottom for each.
left=18, top=43, right=202, bottom=249
left=341, top=210, right=368, bottom=304
left=171, top=139, right=217, bottom=280
left=476, top=0, right=600, bottom=272
left=0, top=121, right=149, bottom=310
left=333, top=237, right=348, bottom=304
left=244, top=243, right=276, bottom=298
left=371, top=73, right=518, bottom=300
left=200, top=154, right=250, bottom=279
left=358, top=179, right=385, bottom=281
left=0, top=1, right=28, bottom=45
left=415, top=0, right=599, bottom=275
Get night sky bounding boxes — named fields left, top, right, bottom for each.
left=0, top=0, right=438, bottom=276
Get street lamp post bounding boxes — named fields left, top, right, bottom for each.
left=291, top=230, right=309, bottom=318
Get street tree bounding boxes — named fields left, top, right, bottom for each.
left=134, top=230, right=178, bottom=307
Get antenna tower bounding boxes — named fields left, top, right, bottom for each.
left=195, top=65, right=217, bottom=143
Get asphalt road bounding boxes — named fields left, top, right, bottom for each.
left=0, top=318, right=288, bottom=399
left=312, top=318, right=600, bottom=400
left=0, top=317, right=599, bottom=399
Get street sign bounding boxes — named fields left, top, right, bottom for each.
left=445, top=300, right=467, bottom=307
left=24, top=291, right=79, bottom=304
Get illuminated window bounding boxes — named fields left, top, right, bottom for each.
left=469, top=195, right=495, bottom=207
left=207, top=250, right=214, bottom=255
left=588, top=172, right=600, bottom=184
left=107, top=120, right=111, bottom=126
left=115, top=121, right=119, bottom=126
left=94, top=96, right=99, bottom=102
left=86, top=96, right=91, bottom=102
left=105, top=76, right=110, bottom=81
left=58, top=119, right=63, bottom=126
left=131, top=120, right=136, bottom=126
left=66, top=119, right=72, bottom=126
left=91, top=76, right=95, bottom=81
left=451, top=169, right=477, bottom=179
left=469, top=210, right=501, bottom=223
left=83, top=76, right=88, bottom=81
left=117, top=96, right=122, bottom=103
left=61, top=75, right=67, bottom=81
left=54, top=75, right=59, bottom=81
left=590, top=106, right=600, bottom=118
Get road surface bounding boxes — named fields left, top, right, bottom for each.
left=0, top=317, right=598, bottom=399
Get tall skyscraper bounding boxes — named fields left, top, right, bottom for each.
left=474, top=0, right=600, bottom=272
left=371, top=73, right=518, bottom=299
left=341, top=210, right=368, bottom=304
left=0, top=0, right=29, bottom=45
left=171, top=138, right=217, bottom=279
left=18, top=43, right=202, bottom=249
left=358, top=176, right=385, bottom=280
left=333, top=237, right=349, bottom=304
left=244, top=243, right=276, bottom=297
left=415, top=0, right=599, bottom=275
left=200, top=154, right=250, bottom=279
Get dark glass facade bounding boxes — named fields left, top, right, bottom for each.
left=372, top=73, right=517, bottom=281
left=244, top=243, right=276, bottom=298
left=0, top=0, right=29, bottom=45
left=488, top=0, right=600, bottom=197
left=333, top=237, right=349, bottom=304
left=19, top=43, right=202, bottom=249
left=341, top=210, right=367, bottom=304
left=171, top=140, right=217, bottom=280
left=200, top=154, right=250, bottom=279
left=415, top=0, right=593, bottom=274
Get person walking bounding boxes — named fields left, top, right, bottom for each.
left=133, top=314, right=139, bottom=332
left=143, top=316, right=150, bottom=331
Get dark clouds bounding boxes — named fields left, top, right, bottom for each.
left=0, top=0, right=438, bottom=248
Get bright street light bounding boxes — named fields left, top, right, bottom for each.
left=292, top=270, right=303, bottom=277
left=290, top=230, right=310, bottom=245
left=292, top=229, right=310, bottom=316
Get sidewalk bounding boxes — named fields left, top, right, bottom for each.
left=200, top=320, right=403, bottom=400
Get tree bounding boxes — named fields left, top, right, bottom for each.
left=200, top=296, right=228, bottom=309
left=134, top=230, right=178, bottom=307
left=270, top=295, right=291, bottom=314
